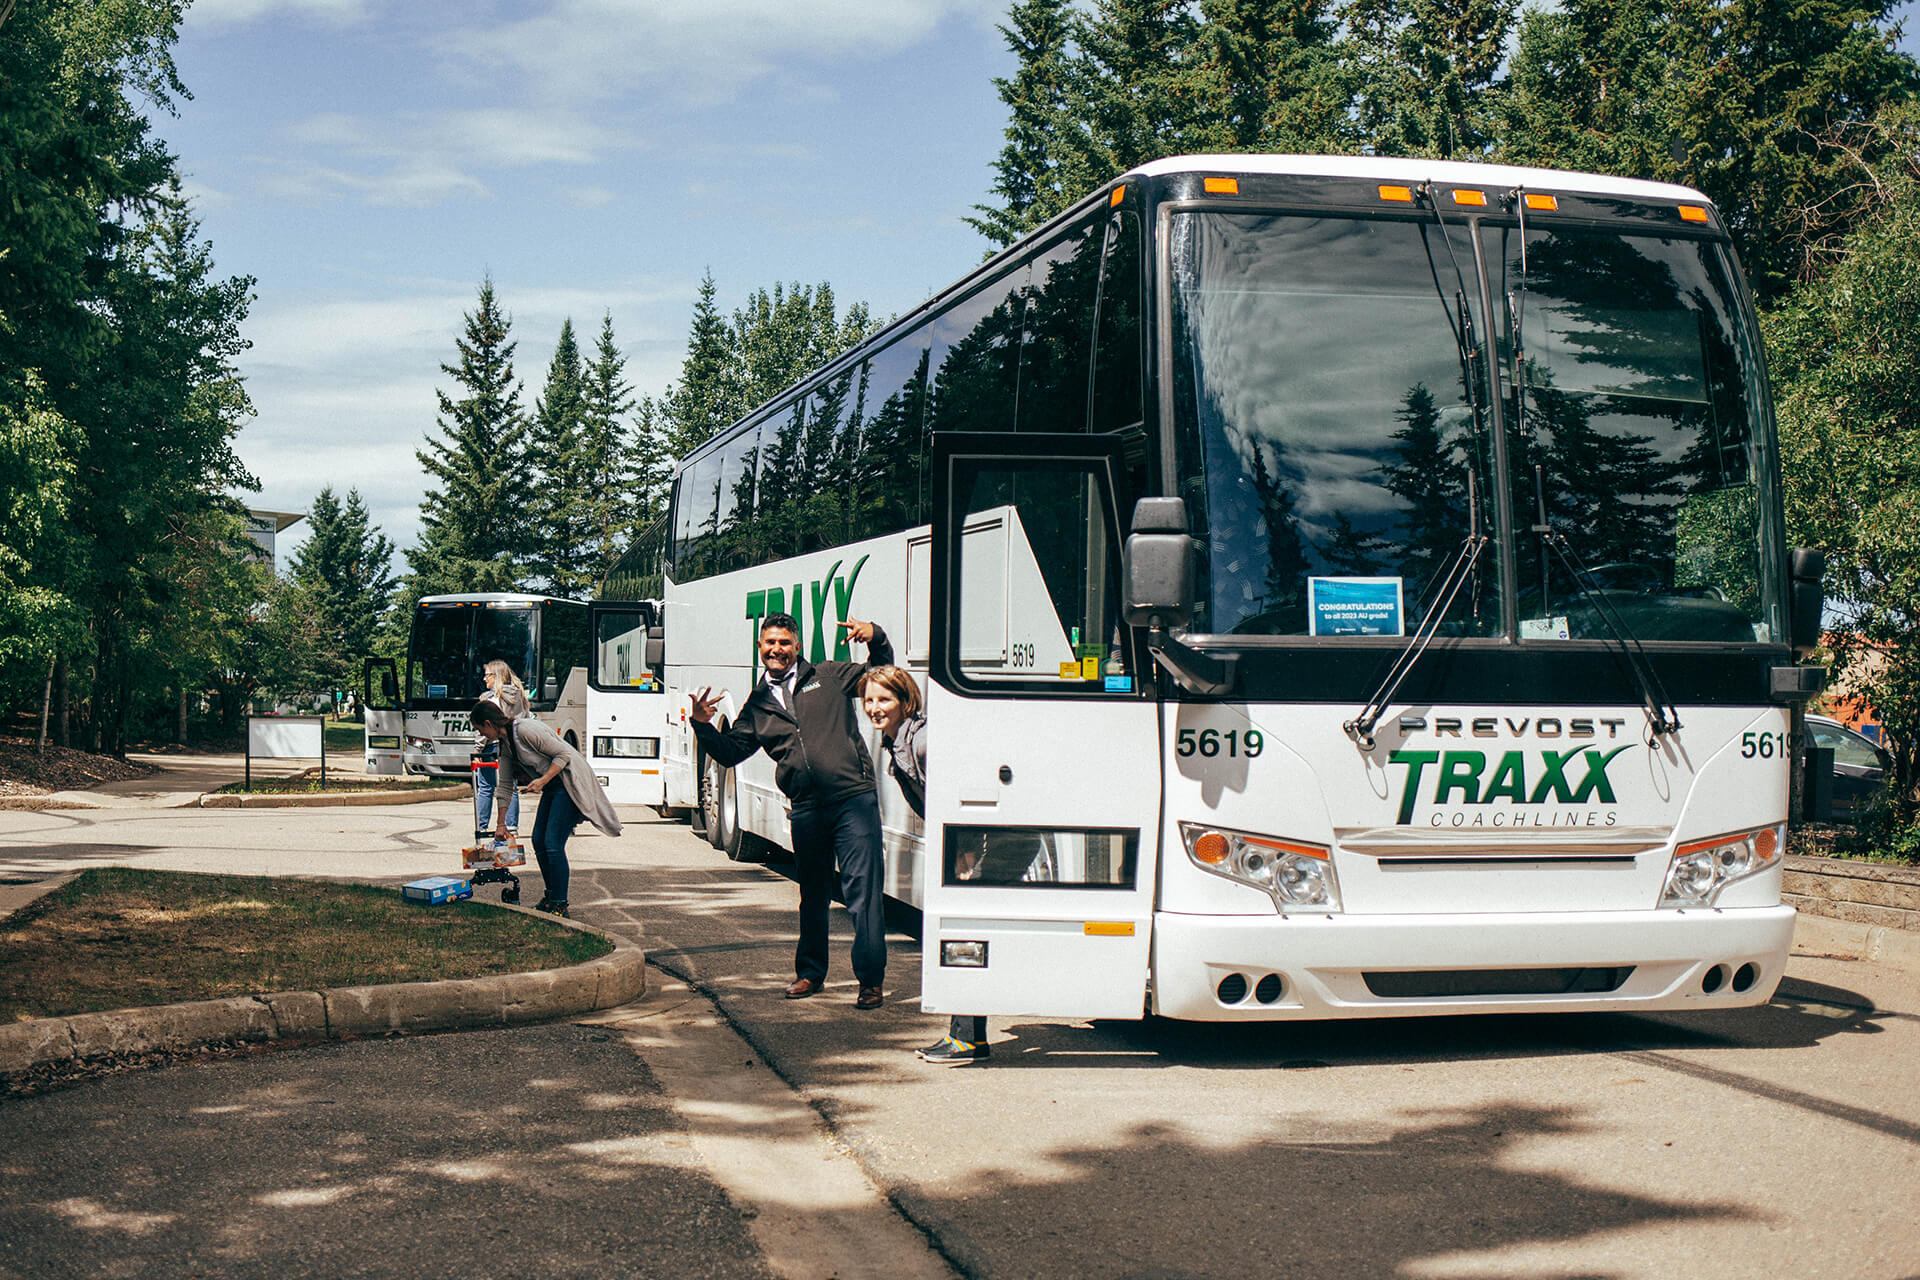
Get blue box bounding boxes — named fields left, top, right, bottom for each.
left=402, top=876, right=472, bottom=905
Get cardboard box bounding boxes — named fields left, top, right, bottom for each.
left=462, top=840, right=527, bottom=870
left=402, top=876, right=472, bottom=905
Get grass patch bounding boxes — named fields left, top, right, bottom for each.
left=213, top=775, right=452, bottom=795
left=0, top=868, right=610, bottom=1022
left=324, top=718, right=366, bottom=755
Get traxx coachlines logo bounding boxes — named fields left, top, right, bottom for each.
left=1388, top=715, right=1636, bottom=827
left=744, top=554, right=870, bottom=667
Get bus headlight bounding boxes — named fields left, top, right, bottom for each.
left=405, top=735, right=435, bottom=752
left=1659, top=824, right=1783, bottom=908
left=1180, top=822, right=1341, bottom=913
left=593, top=736, right=660, bottom=759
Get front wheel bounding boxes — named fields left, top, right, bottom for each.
left=702, top=754, right=729, bottom=850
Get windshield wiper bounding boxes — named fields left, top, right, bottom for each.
left=1417, top=182, right=1485, bottom=437
left=1346, top=467, right=1489, bottom=751
left=1530, top=469, right=1683, bottom=737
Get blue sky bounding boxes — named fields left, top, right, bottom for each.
left=163, top=0, right=1015, bottom=568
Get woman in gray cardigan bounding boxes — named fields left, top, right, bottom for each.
left=471, top=700, right=621, bottom=917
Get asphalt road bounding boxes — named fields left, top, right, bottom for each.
left=2, top=784, right=1917, bottom=1279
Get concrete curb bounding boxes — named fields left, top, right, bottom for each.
left=196, top=783, right=471, bottom=809
left=0, top=908, right=645, bottom=1079
left=1792, top=911, right=1920, bottom=969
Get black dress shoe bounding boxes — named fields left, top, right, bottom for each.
left=856, top=985, right=883, bottom=1010
left=785, top=977, right=820, bottom=999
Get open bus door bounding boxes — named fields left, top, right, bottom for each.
left=920, top=432, right=1161, bottom=1021
left=586, top=599, right=669, bottom=806
left=363, top=657, right=403, bottom=776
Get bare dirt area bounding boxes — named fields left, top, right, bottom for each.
left=0, top=735, right=156, bottom=797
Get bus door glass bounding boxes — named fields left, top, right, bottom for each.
left=922, top=432, right=1160, bottom=1020
left=362, top=657, right=403, bottom=776
left=587, top=600, right=666, bottom=803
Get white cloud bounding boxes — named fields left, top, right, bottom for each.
left=260, top=161, right=490, bottom=207
left=558, top=185, right=616, bottom=207
left=177, top=175, right=233, bottom=213
left=236, top=277, right=692, bottom=564
left=266, top=105, right=630, bottom=207
left=185, top=0, right=371, bottom=29
left=449, top=0, right=1005, bottom=106
left=288, top=109, right=625, bottom=168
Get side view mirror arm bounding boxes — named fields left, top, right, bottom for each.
left=1145, top=625, right=1237, bottom=697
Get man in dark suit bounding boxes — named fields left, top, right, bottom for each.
left=690, top=611, right=893, bottom=1009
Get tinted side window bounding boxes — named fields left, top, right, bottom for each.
left=928, top=267, right=1027, bottom=437
left=798, top=364, right=863, bottom=553
left=853, top=329, right=931, bottom=540
left=1018, top=222, right=1102, bottom=434
left=672, top=453, right=723, bottom=581
left=537, top=601, right=588, bottom=705
left=715, top=423, right=761, bottom=573
left=1093, top=210, right=1144, bottom=436
left=755, top=398, right=809, bottom=563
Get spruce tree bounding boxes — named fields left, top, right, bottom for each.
left=525, top=318, right=587, bottom=595
left=659, top=271, right=736, bottom=458
left=287, top=486, right=398, bottom=688
left=968, top=0, right=1084, bottom=248
left=578, top=312, right=647, bottom=590
left=408, top=277, right=530, bottom=599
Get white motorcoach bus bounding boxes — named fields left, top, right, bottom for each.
left=657, top=154, right=1826, bottom=1023
left=364, top=593, right=589, bottom=778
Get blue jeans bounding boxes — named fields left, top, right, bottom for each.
left=531, top=783, right=582, bottom=904
left=788, top=791, right=886, bottom=988
left=473, top=751, right=519, bottom=834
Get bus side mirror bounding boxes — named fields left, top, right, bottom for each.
left=541, top=677, right=560, bottom=701
left=645, top=624, right=664, bottom=670
left=1789, top=547, right=1825, bottom=659
left=1124, top=497, right=1194, bottom=630
left=380, top=671, right=398, bottom=706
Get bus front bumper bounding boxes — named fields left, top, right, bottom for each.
left=402, top=751, right=473, bottom=780
left=1150, top=906, right=1797, bottom=1022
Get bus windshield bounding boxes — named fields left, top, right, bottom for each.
left=407, top=604, right=537, bottom=704
left=1169, top=209, right=1779, bottom=645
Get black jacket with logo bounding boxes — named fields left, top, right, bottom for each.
left=692, top=627, right=893, bottom=810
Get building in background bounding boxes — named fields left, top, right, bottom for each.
left=244, top=509, right=305, bottom=566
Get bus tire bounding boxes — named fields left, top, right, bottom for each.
left=702, top=755, right=729, bottom=851
left=689, top=755, right=711, bottom=838
left=719, top=771, right=765, bottom=863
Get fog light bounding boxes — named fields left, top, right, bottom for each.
left=940, top=940, right=988, bottom=968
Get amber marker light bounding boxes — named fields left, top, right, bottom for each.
left=1524, top=193, right=1558, bottom=211
left=1452, top=189, right=1488, bottom=207
left=1110, top=187, right=1125, bottom=207
left=1378, top=184, right=1414, bottom=203
left=1203, top=176, right=1239, bottom=194
left=1193, top=831, right=1230, bottom=864
left=1679, top=205, right=1711, bottom=222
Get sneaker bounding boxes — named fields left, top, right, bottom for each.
left=536, top=899, right=569, bottom=919
left=917, top=1036, right=989, bottom=1065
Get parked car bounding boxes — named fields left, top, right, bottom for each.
left=1806, top=715, right=1892, bottom=821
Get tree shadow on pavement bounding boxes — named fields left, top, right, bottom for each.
left=0, top=1023, right=776, bottom=1280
